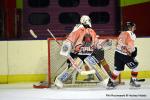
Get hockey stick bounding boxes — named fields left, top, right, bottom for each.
left=52, top=60, right=67, bottom=79
left=47, top=29, right=62, bottom=46
left=47, top=28, right=95, bottom=75
left=29, top=29, right=38, bottom=38
left=136, top=78, right=145, bottom=82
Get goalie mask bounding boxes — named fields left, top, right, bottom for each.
left=80, top=15, right=92, bottom=28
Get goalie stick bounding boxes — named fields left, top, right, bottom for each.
left=29, top=29, right=38, bottom=38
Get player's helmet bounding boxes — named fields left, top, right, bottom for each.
left=123, top=21, right=136, bottom=31
left=80, top=15, right=91, bottom=27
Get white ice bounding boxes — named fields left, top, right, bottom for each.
left=0, top=79, right=150, bottom=100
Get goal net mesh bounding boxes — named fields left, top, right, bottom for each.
left=47, top=37, right=119, bottom=87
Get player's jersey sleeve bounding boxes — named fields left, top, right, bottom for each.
left=126, top=32, right=135, bottom=53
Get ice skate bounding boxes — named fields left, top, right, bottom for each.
left=107, top=78, right=116, bottom=89
left=130, top=78, right=141, bottom=87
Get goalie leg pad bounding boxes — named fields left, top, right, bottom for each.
left=91, top=49, right=113, bottom=78
left=84, top=56, right=108, bottom=81
left=54, top=67, right=75, bottom=88
left=54, top=57, right=83, bottom=88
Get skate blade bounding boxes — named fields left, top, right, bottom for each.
left=106, top=86, right=116, bottom=90
left=129, top=84, right=141, bottom=89
left=129, top=87, right=141, bottom=89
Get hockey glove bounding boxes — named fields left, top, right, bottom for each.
left=131, top=47, right=137, bottom=58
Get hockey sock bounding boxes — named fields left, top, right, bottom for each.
left=111, top=70, right=121, bottom=82
left=131, top=71, right=138, bottom=80
left=131, top=67, right=138, bottom=80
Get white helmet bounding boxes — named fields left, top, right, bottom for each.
left=80, top=15, right=91, bottom=27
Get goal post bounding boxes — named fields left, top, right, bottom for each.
left=48, top=37, right=66, bottom=87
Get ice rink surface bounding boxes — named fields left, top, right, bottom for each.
left=0, top=79, right=150, bottom=100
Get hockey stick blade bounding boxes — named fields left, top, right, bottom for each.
left=29, top=29, right=38, bottom=38
left=136, top=78, right=145, bottom=82
left=33, top=84, right=49, bottom=88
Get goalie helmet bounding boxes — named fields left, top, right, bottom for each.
left=80, top=15, right=92, bottom=27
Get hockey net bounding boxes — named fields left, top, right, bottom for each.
left=34, top=36, right=123, bottom=88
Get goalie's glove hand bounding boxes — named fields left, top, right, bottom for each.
left=131, top=47, right=137, bottom=58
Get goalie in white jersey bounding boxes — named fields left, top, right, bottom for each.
left=107, top=22, right=141, bottom=88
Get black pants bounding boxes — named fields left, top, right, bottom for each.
left=114, top=51, right=138, bottom=71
